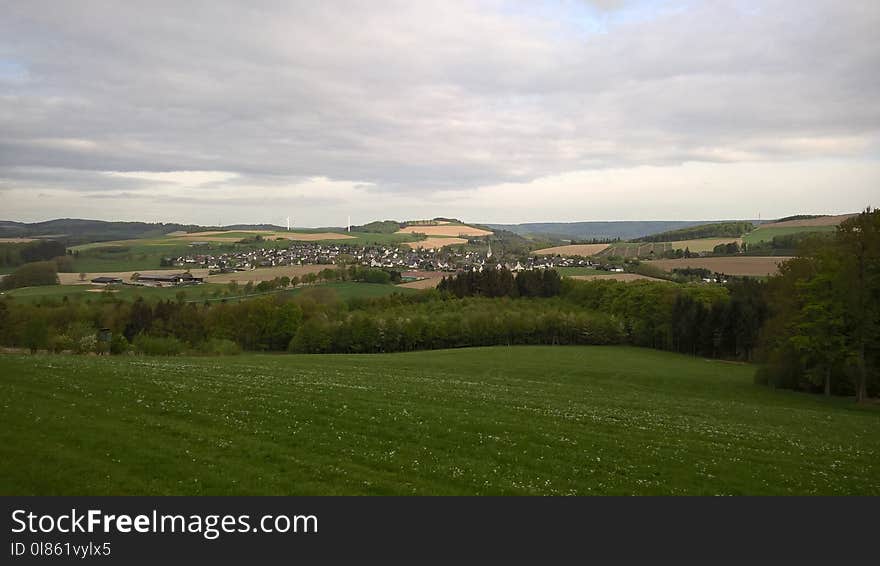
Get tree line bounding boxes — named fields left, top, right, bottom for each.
left=0, top=240, right=66, bottom=269
left=756, top=210, right=879, bottom=401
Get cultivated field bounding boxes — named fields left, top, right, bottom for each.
left=598, top=243, right=671, bottom=258
left=397, top=271, right=449, bottom=289
left=0, top=237, right=38, bottom=243
left=766, top=214, right=857, bottom=228
left=532, top=244, right=610, bottom=256
left=202, top=265, right=326, bottom=284
left=397, top=225, right=492, bottom=237
left=668, top=238, right=742, bottom=253
left=1, top=346, right=877, bottom=495
left=649, top=256, right=792, bottom=276
left=570, top=273, right=668, bottom=283
left=406, top=237, right=469, bottom=249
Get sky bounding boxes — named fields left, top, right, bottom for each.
left=1, top=0, right=878, bottom=227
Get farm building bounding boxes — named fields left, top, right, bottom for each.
left=90, top=276, right=123, bottom=285
left=134, top=272, right=203, bottom=286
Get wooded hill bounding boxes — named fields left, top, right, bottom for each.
left=632, top=221, right=755, bottom=243
left=0, top=219, right=284, bottom=245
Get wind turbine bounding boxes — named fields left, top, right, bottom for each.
left=286, top=216, right=291, bottom=231
left=347, top=215, right=351, bottom=232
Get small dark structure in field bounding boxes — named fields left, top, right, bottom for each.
left=90, top=276, right=123, bottom=285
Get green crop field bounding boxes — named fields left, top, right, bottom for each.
left=2, top=281, right=417, bottom=305
left=556, top=267, right=606, bottom=277
left=743, top=225, right=837, bottom=245
left=1, top=346, right=877, bottom=495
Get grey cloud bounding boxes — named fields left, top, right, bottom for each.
left=0, top=0, right=878, bottom=205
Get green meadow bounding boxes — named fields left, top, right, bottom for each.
left=743, top=225, right=837, bottom=245
left=2, top=281, right=416, bottom=305
left=1, top=346, right=877, bottom=495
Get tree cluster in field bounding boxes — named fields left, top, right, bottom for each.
left=437, top=269, right=562, bottom=298
left=712, top=242, right=742, bottom=255
left=633, top=222, right=755, bottom=243
left=742, top=231, right=833, bottom=255
left=348, top=220, right=402, bottom=234
left=0, top=261, right=60, bottom=290
left=0, top=240, right=66, bottom=269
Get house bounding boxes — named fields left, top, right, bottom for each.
left=90, top=276, right=123, bottom=285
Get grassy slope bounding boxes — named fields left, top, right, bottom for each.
left=2, top=282, right=416, bottom=304
left=1, top=346, right=877, bottom=495
left=743, top=225, right=837, bottom=245
left=556, top=267, right=606, bottom=276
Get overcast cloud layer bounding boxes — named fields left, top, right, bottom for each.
left=1, top=0, right=878, bottom=226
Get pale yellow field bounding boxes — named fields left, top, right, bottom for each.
left=202, top=265, right=326, bottom=284
left=532, top=244, right=610, bottom=256
left=571, top=273, right=667, bottom=283
left=0, top=238, right=38, bottom=243
left=406, top=237, right=469, bottom=249
left=397, top=276, right=445, bottom=289
left=397, top=225, right=492, bottom=237
left=668, top=238, right=743, bottom=253
left=648, top=257, right=793, bottom=276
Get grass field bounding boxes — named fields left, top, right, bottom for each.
left=556, top=267, right=606, bottom=276
left=2, top=281, right=416, bottom=305
left=1, top=346, right=877, bottom=495
left=278, top=282, right=418, bottom=301
left=2, top=283, right=229, bottom=304
left=743, top=225, right=837, bottom=245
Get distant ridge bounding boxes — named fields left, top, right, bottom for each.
left=0, top=218, right=284, bottom=245
left=485, top=221, right=756, bottom=241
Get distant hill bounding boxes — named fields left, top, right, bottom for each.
left=0, top=219, right=284, bottom=245
left=485, top=221, right=735, bottom=241
left=632, top=221, right=755, bottom=243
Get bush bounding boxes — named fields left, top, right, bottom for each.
left=198, top=338, right=241, bottom=356
left=133, top=334, right=185, bottom=356
left=1, top=261, right=59, bottom=290
left=110, top=333, right=130, bottom=355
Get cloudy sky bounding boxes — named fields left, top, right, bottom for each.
left=1, top=0, right=878, bottom=227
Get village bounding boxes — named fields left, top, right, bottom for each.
left=156, top=242, right=616, bottom=280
